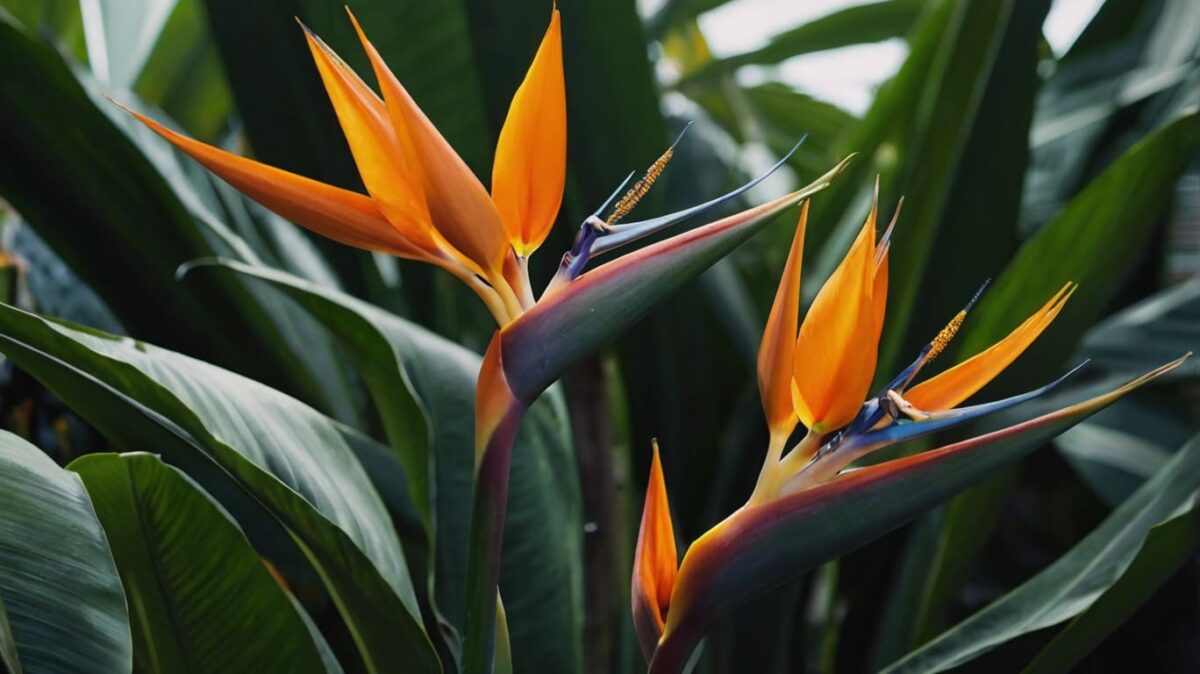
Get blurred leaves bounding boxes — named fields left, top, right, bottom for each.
left=80, top=0, right=178, bottom=88
left=1079, top=276, right=1200, bottom=378
left=674, top=0, right=926, bottom=87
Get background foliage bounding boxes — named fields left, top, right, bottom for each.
left=0, top=0, right=1197, bottom=672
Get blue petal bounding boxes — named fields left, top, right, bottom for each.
left=588, top=135, right=808, bottom=257
left=832, top=361, right=1089, bottom=459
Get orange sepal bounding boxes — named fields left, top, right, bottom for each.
left=791, top=201, right=882, bottom=433
left=632, top=441, right=677, bottom=661
left=122, top=106, right=425, bottom=260
left=347, top=9, right=511, bottom=281
left=492, top=9, right=566, bottom=257
left=302, top=25, right=436, bottom=254
left=906, top=282, right=1076, bottom=411
left=757, top=202, right=807, bottom=436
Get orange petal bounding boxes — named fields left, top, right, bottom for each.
left=347, top=10, right=511, bottom=279
left=792, top=202, right=881, bottom=433
left=872, top=245, right=889, bottom=337
left=906, top=283, right=1076, bottom=411
left=632, top=441, right=677, bottom=661
left=491, top=9, right=566, bottom=257
left=757, top=202, right=806, bottom=436
left=123, top=107, right=425, bottom=259
left=302, top=25, right=438, bottom=255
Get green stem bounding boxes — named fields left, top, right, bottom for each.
left=461, top=393, right=526, bottom=674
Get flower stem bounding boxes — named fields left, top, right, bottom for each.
left=462, top=336, right=527, bottom=674
left=748, top=430, right=820, bottom=505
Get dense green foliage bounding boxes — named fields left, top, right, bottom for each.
left=0, top=0, right=1196, bottom=672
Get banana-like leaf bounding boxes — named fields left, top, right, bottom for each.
left=879, top=0, right=1049, bottom=371
left=0, top=430, right=132, bottom=673
left=502, top=158, right=851, bottom=401
left=189, top=259, right=585, bottom=673
left=882, top=431, right=1200, bottom=673
left=649, top=358, right=1183, bottom=669
left=0, top=303, right=440, bottom=673
left=69, top=452, right=341, bottom=673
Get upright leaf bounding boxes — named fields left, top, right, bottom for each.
left=0, top=431, right=131, bottom=673
left=70, top=452, right=340, bottom=674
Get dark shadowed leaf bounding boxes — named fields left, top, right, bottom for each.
left=882, top=432, right=1200, bottom=673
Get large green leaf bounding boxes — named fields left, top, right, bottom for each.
left=882, top=432, right=1200, bottom=673
left=69, top=452, right=340, bottom=673
left=889, top=109, right=1200, bottom=648
left=0, top=303, right=439, bottom=673
left=0, top=13, right=356, bottom=422
left=192, top=259, right=585, bottom=673
left=0, top=430, right=131, bottom=673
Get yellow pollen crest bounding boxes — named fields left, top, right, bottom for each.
left=928, top=310, right=966, bottom=362
left=607, top=147, right=673, bottom=226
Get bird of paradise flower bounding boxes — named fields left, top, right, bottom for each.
left=631, top=197, right=1188, bottom=671
left=119, top=7, right=855, bottom=671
